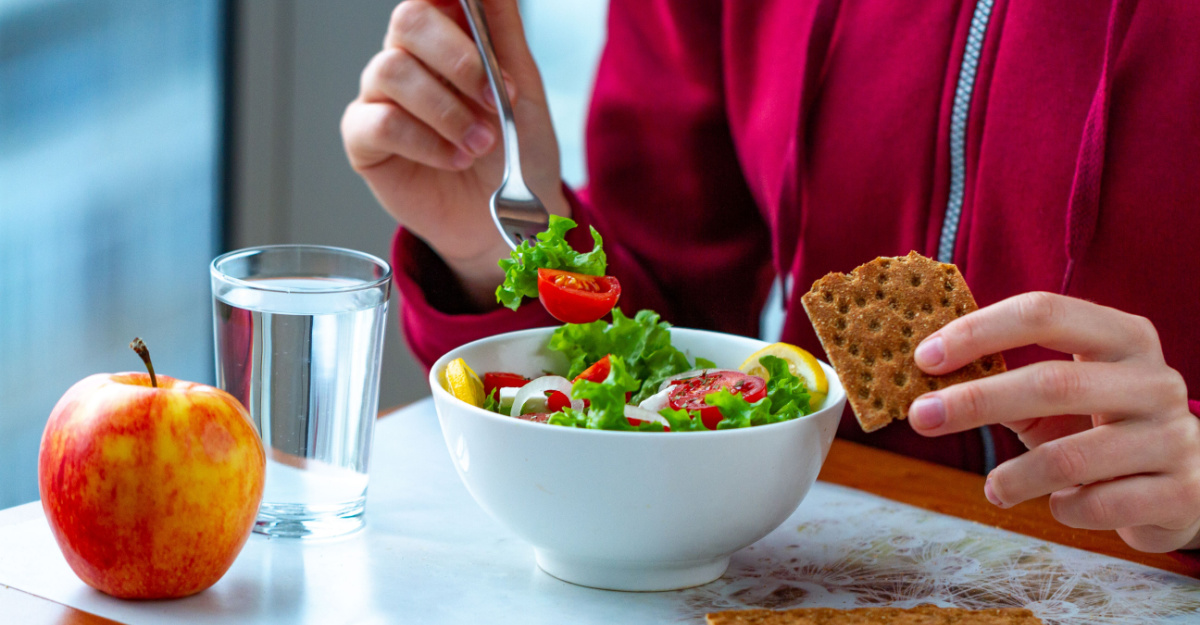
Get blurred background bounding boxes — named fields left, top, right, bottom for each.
left=0, top=0, right=607, bottom=509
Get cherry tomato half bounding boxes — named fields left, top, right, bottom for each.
left=546, top=390, right=572, bottom=413
left=536, top=268, right=621, bottom=324
left=573, top=355, right=612, bottom=383
left=483, top=371, right=529, bottom=399
left=667, top=371, right=766, bottom=430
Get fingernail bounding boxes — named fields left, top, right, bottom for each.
left=909, top=395, right=945, bottom=430
left=984, top=479, right=1002, bottom=507
left=914, top=335, right=945, bottom=368
left=450, top=148, right=473, bottom=169
left=463, top=123, right=494, bottom=155
left=483, top=84, right=497, bottom=109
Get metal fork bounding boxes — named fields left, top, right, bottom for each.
left=460, top=0, right=550, bottom=250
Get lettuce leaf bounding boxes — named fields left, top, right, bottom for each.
left=495, top=215, right=606, bottom=310
left=548, top=358, right=664, bottom=431
left=548, top=308, right=704, bottom=403
left=705, top=354, right=814, bottom=429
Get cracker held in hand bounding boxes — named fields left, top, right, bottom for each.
left=706, top=605, right=1043, bottom=625
left=801, top=251, right=1006, bottom=433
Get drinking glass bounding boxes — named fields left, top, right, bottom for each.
left=210, top=245, right=391, bottom=538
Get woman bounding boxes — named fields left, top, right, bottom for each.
left=340, top=0, right=1200, bottom=553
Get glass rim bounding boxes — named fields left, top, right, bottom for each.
left=210, top=244, right=392, bottom=295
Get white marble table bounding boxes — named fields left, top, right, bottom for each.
left=1, top=399, right=1198, bottom=624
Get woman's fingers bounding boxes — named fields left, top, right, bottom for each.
left=384, top=1, right=515, bottom=111
left=342, top=100, right=470, bottom=172
left=908, top=360, right=1178, bottom=435
left=984, top=419, right=1182, bottom=509
left=1048, top=473, right=1200, bottom=539
left=362, top=47, right=496, bottom=158
left=914, top=292, right=1164, bottom=374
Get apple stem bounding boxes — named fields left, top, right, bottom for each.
left=129, top=338, right=158, bottom=388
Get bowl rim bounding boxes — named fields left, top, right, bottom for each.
left=428, top=325, right=846, bottom=438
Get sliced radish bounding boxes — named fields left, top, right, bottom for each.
left=510, top=376, right=582, bottom=417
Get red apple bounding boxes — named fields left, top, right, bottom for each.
left=38, top=339, right=265, bottom=599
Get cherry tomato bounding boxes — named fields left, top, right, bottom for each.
left=546, top=390, right=572, bottom=413
left=573, top=355, right=612, bottom=383
left=483, top=371, right=529, bottom=399
left=536, top=268, right=621, bottom=324
left=667, top=371, right=766, bottom=430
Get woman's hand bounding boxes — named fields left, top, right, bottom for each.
left=907, top=292, right=1200, bottom=553
left=341, top=0, right=568, bottom=306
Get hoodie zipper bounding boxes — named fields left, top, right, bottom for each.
left=938, top=0, right=998, bottom=473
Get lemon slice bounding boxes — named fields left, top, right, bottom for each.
left=444, top=358, right=485, bottom=408
left=739, top=342, right=828, bottom=411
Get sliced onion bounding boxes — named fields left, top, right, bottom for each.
left=509, top=375, right=583, bottom=417
left=656, top=368, right=732, bottom=393
left=623, top=404, right=670, bottom=427
left=637, top=386, right=673, bottom=413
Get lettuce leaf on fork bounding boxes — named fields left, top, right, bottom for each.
left=495, top=215, right=607, bottom=310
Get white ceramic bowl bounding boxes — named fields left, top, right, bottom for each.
left=429, top=327, right=846, bottom=591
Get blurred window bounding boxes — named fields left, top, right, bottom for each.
left=0, top=0, right=225, bottom=508
left=523, top=0, right=607, bottom=187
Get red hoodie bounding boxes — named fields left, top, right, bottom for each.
left=392, top=0, right=1200, bottom=474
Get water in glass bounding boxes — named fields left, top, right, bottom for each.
left=214, top=277, right=387, bottom=538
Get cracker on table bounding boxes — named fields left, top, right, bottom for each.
left=800, top=251, right=1006, bottom=433
left=706, top=605, right=1044, bottom=624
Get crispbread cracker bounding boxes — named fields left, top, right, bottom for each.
left=706, top=605, right=1043, bottom=624
left=800, top=251, right=1006, bottom=432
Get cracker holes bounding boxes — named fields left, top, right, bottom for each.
left=838, top=300, right=850, bottom=314
left=855, top=296, right=867, bottom=307
left=872, top=397, right=884, bottom=410
left=835, top=317, right=847, bottom=331
left=863, top=352, right=875, bottom=366
left=889, top=407, right=901, bottom=421
left=982, top=359, right=995, bottom=372
left=945, top=266, right=955, bottom=275
left=822, top=290, right=833, bottom=303
left=921, top=301, right=933, bottom=314
left=888, top=298, right=900, bottom=311
left=899, top=340, right=911, bottom=354
left=857, top=386, right=870, bottom=400
left=880, top=260, right=892, bottom=269
left=911, top=275, right=922, bottom=287
left=881, top=349, right=894, bottom=361
left=878, top=273, right=890, bottom=284
left=944, top=280, right=955, bottom=292
left=868, top=319, right=881, bottom=332
left=893, top=372, right=908, bottom=387
left=901, top=325, right=913, bottom=337
left=833, top=335, right=845, bottom=347
left=875, top=289, right=885, bottom=300
left=904, top=309, right=916, bottom=320
left=940, top=297, right=950, bottom=308
left=860, top=371, right=874, bottom=383
left=848, top=343, right=860, bottom=357
left=926, top=378, right=941, bottom=390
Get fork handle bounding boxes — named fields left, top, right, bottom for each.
left=460, top=0, right=532, bottom=199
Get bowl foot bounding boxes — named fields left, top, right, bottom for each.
left=534, top=550, right=730, bottom=592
